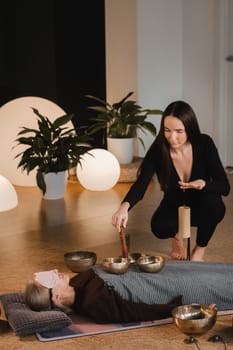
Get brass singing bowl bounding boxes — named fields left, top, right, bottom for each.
left=64, top=250, right=97, bottom=273
left=102, top=257, right=131, bottom=274
left=136, top=255, right=165, bottom=273
left=172, top=304, right=217, bottom=335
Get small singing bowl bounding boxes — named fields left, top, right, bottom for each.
left=102, top=257, right=131, bottom=274
left=136, top=255, right=165, bottom=273
left=172, top=304, right=217, bottom=335
left=64, top=251, right=97, bottom=273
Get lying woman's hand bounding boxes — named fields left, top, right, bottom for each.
left=112, top=202, right=130, bottom=232
left=178, top=179, right=206, bottom=191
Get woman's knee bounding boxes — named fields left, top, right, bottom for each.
left=150, top=218, right=177, bottom=239
left=150, top=206, right=178, bottom=239
left=200, top=195, right=226, bottom=222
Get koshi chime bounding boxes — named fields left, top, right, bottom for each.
left=178, top=205, right=191, bottom=260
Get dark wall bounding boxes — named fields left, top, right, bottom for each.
left=0, top=0, right=106, bottom=146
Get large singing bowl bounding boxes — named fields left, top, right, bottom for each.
left=64, top=251, right=97, bottom=273
left=172, top=304, right=217, bottom=335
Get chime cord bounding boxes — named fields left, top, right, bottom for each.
left=193, top=339, right=201, bottom=350
left=208, top=335, right=228, bottom=350
left=184, top=336, right=201, bottom=349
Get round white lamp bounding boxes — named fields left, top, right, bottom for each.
left=0, top=175, right=18, bottom=211
left=77, top=148, right=120, bottom=191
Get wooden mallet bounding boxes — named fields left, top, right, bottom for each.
left=119, top=226, right=129, bottom=258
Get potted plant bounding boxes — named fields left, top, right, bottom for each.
left=86, top=91, right=162, bottom=164
left=14, top=108, right=91, bottom=199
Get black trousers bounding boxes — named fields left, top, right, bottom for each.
left=151, top=193, right=226, bottom=247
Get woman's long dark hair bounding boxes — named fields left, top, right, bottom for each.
left=152, top=100, right=201, bottom=191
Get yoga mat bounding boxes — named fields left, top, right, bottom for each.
left=36, top=310, right=233, bottom=342
left=36, top=313, right=172, bottom=342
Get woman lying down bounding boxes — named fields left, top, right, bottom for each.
left=25, top=261, right=233, bottom=324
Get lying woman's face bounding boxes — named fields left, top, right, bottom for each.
left=32, top=270, right=72, bottom=305
left=26, top=270, right=72, bottom=311
left=51, top=273, right=71, bottom=297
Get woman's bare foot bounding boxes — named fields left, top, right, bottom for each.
left=171, top=235, right=186, bottom=260
left=191, top=245, right=206, bottom=261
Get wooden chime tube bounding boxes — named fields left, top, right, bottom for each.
left=178, top=205, right=191, bottom=238
left=178, top=205, right=191, bottom=260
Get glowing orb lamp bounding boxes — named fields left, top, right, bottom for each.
left=0, top=175, right=18, bottom=211
left=77, top=149, right=120, bottom=191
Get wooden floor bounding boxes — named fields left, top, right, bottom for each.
left=0, top=174, right=233, bottom=349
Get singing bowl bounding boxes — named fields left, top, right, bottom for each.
left=136, top=255, right=165, bottom=273
left=64, top=251, right=97, bottom=273
left=172, top=304, right=217, bottom=335
left=102, top=257, right=131, bottom=274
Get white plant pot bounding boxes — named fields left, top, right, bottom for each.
left=107, top=137, right=134, bottom=164
left=43, top=171, right=67, bottom=200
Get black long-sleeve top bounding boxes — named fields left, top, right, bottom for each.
left=123, top=134, right=230, bottom=209
left=69, top=269, right=182, bottom=323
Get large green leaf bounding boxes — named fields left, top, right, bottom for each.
left=36, top=170, right=46, bottom=194
left=53, top=113, right=74, bottom=129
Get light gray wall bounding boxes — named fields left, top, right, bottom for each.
left=105, top=0, right=227, bottom=163
left=137, top=0, right=183, bottom=154
left=182, top=0, right=220, bottom=138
